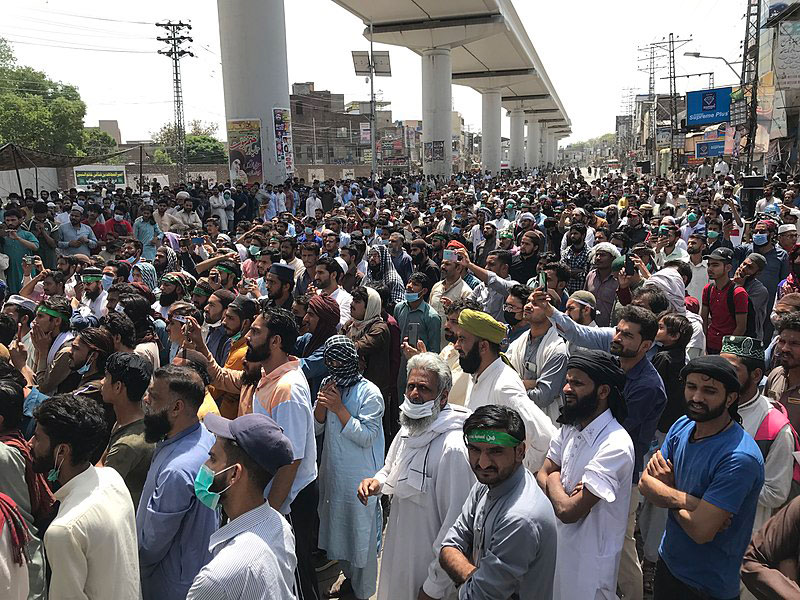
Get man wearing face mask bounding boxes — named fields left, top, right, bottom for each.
left=185, top=413, right=296, bottom=599
left=503, top=284, right=532, bottom=343
left=31, top=394, right=140, bottom=600
left=734, top=220, right=789, bottom=340
left=64, top=327, right=115, bottom=416
left=74, top=267, right=108, bottom=319
left=137, top=365, right=219, bottom=600
left=358, top=352, right=475, bottom=600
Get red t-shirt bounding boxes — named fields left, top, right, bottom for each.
left=703, top=281, right=748, bottom=351
left=103, top=219, right=133, bottom=239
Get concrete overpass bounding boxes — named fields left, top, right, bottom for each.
left=331, top=0, right=571, bottom=176
left=216, top=0, right=570, bottom=182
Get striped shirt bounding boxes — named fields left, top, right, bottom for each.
left=186, top=502, right=297, bottom=600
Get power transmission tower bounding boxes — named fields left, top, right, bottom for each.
left=739, top=0, right=761, bottom=173
left=668, top=34, right=680, bottom=171
left=157, top=21, right=194, bottom=184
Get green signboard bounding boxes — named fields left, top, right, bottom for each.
left=74, top=168, right=126, bottom=186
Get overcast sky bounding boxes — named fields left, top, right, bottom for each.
left=4, top=1, right=745, bottom=147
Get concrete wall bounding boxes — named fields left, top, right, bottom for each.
left=56, top=163, right=232, bottom=191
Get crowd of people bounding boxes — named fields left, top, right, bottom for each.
left=1, top=161, right=800, bottom=599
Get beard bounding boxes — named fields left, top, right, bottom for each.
left=245, top=340, right=271, bottom=363
left=31, top=448, right=55, bottom=475
left=610, top=340, right=638, bottom=358
left=399, top=401, right=442, bottom=435
left=560, top=388, right=600, bottom=425
left=368, top=263, right=382, bottom=278
left=459, top=342, right=482, bottom=374
left=160, top=291, right=180, bottom=306
left=444, top=328, right=456, bottom=344
left=685, top=397, right=728, bottom=422
left=412, top=253, right=425, bottom=266
left=86, top=287, right=101, bottom=301
left=143, top=409, right=172, bottom=443
left=241, top=359, right=263, bottom=386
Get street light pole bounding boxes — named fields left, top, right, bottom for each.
left=683, top=52, right=742, bottom=82
left=369, top=22, right=376, bottom=183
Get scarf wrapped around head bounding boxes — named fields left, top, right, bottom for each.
left=157, top=246, right=179, bottom=281
left=322, top=335, right=362, bottom=387
left=345, top=286, right=382, bottom=340
left=644, top=268, right=686, bottom=315
left=134, top=262, right=158, bottom=292
left=364, top=244, right=405, bottom=305
left=562, top=349, right=627, bottom=424
left=303, top=294, right=340, bottom=357
left=0, top=431, right=55, bottom=526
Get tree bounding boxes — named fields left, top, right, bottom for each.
left=0, top=40, right=86, bottom=154
left=81, top=129, right=118, bottom=157
left=151, top=120, right=226, bottom=164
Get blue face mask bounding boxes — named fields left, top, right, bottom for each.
left=429, top=206, right=436, bottom=214
left=376, top=228, right=383, bottom=235
left=362, top=228, right=371, bottom=236
left=101, top=274, right=113, bottom=291
left=405, top=292, right=420, bottom=302
left=452, top=226, right=461, bottom=235
left=193, top=463, right=236, bottom=511
left=707, top=230, right=720, bottom=240
left=76, top=352, right=96, bottom=376
left=47, top=446, right=64, bottom=483
left=305, top=227, right=313, bottom=235
left=753, top=233, right=769, bottom=246
left=248, top=245, right=261, bottom=257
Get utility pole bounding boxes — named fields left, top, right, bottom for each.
left=739, top=0, right=761, bottom=173
left=156, top=21, right=194, bottom=185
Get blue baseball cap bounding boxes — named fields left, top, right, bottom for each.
left=204, top=413, right=294, bottom=475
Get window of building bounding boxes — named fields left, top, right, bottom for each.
left=316, top=146, right=324, bottom=160
left=296, top=102, right=303, bottom=115
left=295, top=146, right=303, bottom=160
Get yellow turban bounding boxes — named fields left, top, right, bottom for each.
left=457, top=309, right=508, bottom=344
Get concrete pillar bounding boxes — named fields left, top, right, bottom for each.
left=509, top=108, right=525, bottom=170
left=421, top=48, right=452, bottom=179
left=526, top=117, right=540, bottom=170
left=218, top=0, right=291, bottom=185
left=481, top=90, right=501, bottom=175
left=541, top=133, right=549, bottom=167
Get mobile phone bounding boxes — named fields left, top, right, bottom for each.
left=443, top=249, right=456, bottom=262
left=23, top=256, right=34, bottom=265
left=173, top=315, right=186, bottom=324
left=625, top=255, right=635, bottom=276
left=209, top=272, right=219, bottom=283
left=407, top=323, right=420, bottom=348
left=191, top=237, right=204, bottom=245
left=537, top=272, right=547, bottom=289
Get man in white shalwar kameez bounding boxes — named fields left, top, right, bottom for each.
left=454, top=309, right=555, bottom=472
left=537, top=349, right=635, bottom=600
left=358, top=353, right=475, bottom=600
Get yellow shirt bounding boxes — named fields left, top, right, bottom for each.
left=197, top=392, right=220, bottom=421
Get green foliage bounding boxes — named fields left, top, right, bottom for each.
left=565, top=132, right=615, bottom=151
left=151, top=120, right=226, bottom=164
left=0, top=40, right=88, bottom=154
left=81, top=129, right=117, bottom=155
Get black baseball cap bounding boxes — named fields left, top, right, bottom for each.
left=203, top=413, right=294, bottom=475
left=703, top=247, right=734, bottom=263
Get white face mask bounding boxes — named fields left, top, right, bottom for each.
left=399, top=395, right=435, bottom=419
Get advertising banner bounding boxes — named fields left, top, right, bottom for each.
left=432, top=140, right=445, bottom=161
left=227, top=119, right=263, bottom=184
left=359, top=122, right=371, bottom=145
left=74, top=166, right=126, bottom=187
left=188, top=171, right=217, bottom=186
left=655, top=127, right=671, bottom=148
left=341, top=168, right=355, bottom=179
left=273, top=108, right=295, bottom=174
left=686, top=87, right=733, bottom=125
left=696, top=141, right=725, bottom=158
left=423, top=142, right=433, bottom=162
left=776, top=22, right=800, bottom=89
left=307, top=168, right=325, bottom=182
left=363, top=149, right=372, bottom=165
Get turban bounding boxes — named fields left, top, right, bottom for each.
left=303, top=294, right=341, bottom=358
left=269, top=263, right=295, bottom=284
left=446, top=240, right=466, bottom=251
left=681, top=355, right=741, bottom=394
left=565, top=349, right=627, bottom=423
left=589, top=242, right=621, bottom=262
left=322, top=335, right=361, bottom=387
left=458, top=309, right=507, bottom=345
left=721, top=336, right=765, bottom=361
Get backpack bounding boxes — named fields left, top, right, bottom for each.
left=754, top=401, right=800, bottom=486
left=702, top=282, right=756, bottom=338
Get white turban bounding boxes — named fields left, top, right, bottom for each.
left=588, top=242, right=621, bottom=263
left=644, top=269, right=686, bottom=315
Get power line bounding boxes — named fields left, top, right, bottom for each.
left=11, top=6, right=155, bottom=26
left=5, top=39, right=156, bottom=54
left=0, top=32, right=159, bottom=52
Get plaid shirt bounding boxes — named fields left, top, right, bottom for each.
left=562, top=244, right=590, bottom=294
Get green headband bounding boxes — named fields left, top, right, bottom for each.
left=466, top=429, right=522, bottom=447
left=37, top=306, right=70, bottom=321
left=216, top=265, right=236, bottom=276
left=192, top=286, right=212, bottom=297
left=161, top=275, right=181, bottom=286
left=81, top=275, right=102, bottom=283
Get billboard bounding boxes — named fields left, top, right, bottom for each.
left=227, top=119, right=263, bottom=184
left=696, top=140, right=726, bottom=158
left=74, top=166, right=126, bottom=187
left=686, top=87, right=732, bottom=126
left=273, top=108, right=295, bottom=174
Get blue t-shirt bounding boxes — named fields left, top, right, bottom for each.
left=659, top=416, right=764, bottom=598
